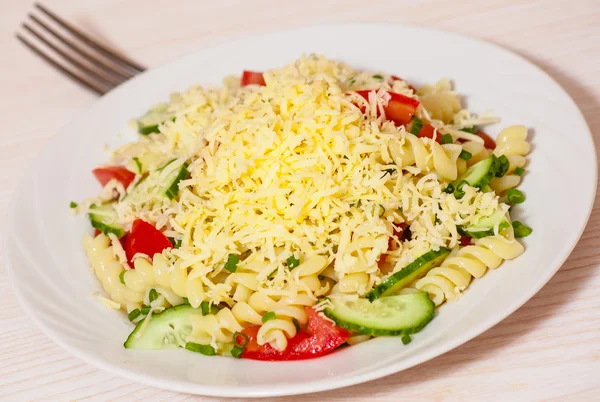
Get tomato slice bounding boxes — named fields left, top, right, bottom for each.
left=125, top=219, right=172, bottom=263
left=241, top=70, right=266, bottom=86
left=92, top=166, right=136, bottom=189
left=240, top=307, right=349, bottom=361
left=355, top=90, right=419, bottom=126
left=476, top=130, right=496, bottom=150
left=460, top=236, right=473, bottom=246
left=418, top=124, right=442, bottom=143
left=391, top=75, right=417, bottom=93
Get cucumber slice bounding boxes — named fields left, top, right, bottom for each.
left=460, top=209, right=511, bottom=239
left=124, top=304, right=201, bottom=349
left=454, top=155, right=497, bottom=190
left=89, top=204, right=125, bottom=238
left=125, top=159, right=188, bottom=202
left=137, top=104, right=175, bottom=135
left=367, top=248, right=450, bottom=301
left=324, top=292, right=435, bottom=336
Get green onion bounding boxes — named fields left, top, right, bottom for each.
left=128, top=309, right=141, bottom=321
left=507, top=188, right=526, bottom=204
left=459, top=150, right=472, bottom=161
left=133, top=157, right=142, bottom=173
left=454, top=180, right=468, bottom=199
left=495, top=155, right=509, bottom=177
left=185, top=342, right=216, bottom=356
left=443, top=183, right=455, bottom=194
left=182, top=297, right=190, bottom=304
left=224, top=254, right=240, bottom=273
left=373, top=74, right=383, bottom=80
left=119, top=270, right=126, bottom=285
left=262, top=311, right=277, bottom=323
left=409, top=117, right=423, bottom=135
left=231, top=346, right=244, bottom=358
left=149, top=288, right=158, bottom=303
left=201, top=301, right=210, bottom=316
left=440, top=134, right=453, bottom=144
left=514, top=167, right=525, bottom=176
left=175, top=239, right=182, bottom=248
left=141, top=305, right=151, bottom=315
left=381, top=168, right=396, bottom=178
left=233, top=331, right=249, bottom=347
left=69, top=201, right=78, bottom=209
left=292, top=318, right=301, bottom=332
left=379, top=205, right=386, bottom=218
left=512, top=221, right=532, bottom=238
left=286, top=255, right=300, bottom=270
left=460, top=126, right=477, bottom=134
left=401, top=335, right=412, bottom=345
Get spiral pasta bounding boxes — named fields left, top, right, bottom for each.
left=413, top=227, right=524, bottom=305
left=490, top=125, right=530, bottom=193
left=417, top=79, right=462, bottom=123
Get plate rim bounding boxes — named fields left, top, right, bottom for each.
left=4, top=21, right=597, bottom=397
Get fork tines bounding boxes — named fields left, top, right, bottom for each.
left=16, top=3, right=146, bottom=95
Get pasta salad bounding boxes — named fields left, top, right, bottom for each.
left=73, top=55, right=532, bottom=360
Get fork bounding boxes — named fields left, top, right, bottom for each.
left=16, top=3, right=146, bottom=95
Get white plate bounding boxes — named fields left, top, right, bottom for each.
left=4, top=23, right=596, bottom=397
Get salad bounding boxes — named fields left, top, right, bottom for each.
left=74, top=55, right=532, bottom=360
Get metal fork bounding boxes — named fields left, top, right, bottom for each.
left=16, top=3, right=146, bottom=95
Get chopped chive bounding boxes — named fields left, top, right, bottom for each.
left=182, top=297, right=190, bottom=305
left=459, top=150, right=472, bottom=161
left=401, top=335, right=412, bottom=345
left=119, top=270, right=126, bottom=285
left=379, top=205, right=386, bottom=218
left=231, top=346, right=244, bottom=358
left=512, top=221, right=532, bottom=238
left=175, top=239, right=182, bottom=248
left=495, top=155, right=509, bottom=177
left=224, top=254, right=240, bottom=273
left=69, top=201, right=78, bottom=209
left=185, top=342, right=216, bottom=356
left=201, top=301, right=210, bottom=315
left=409, top=117, right=423, bottom=135
left=460, top=126, right=477, bottom=134
left=141, top=305, right=151, bottom=315
left=514, top=167, right=525, bottom=176
left=149, top=288, right=158, bottom=303
left=443, top=183, right=455, bottom=194
left=262, top=311, right=277, bottom=323
left=381, top=168, right=396, bottom=178
left=454, top=180, right=468, bottom=199
left=286, top=255, right=300, bottom=270
left=133, top=157, right=143, bottom=173
left=234, top=331, right=249, bottom=347
left=507, top=188, right=526, bottom=204
left=348, top=77, right=356, bottom=85
left=440, top=134, right=453, bottom=144
left=372, top=74, right=383, bottom=80
left=128, top=309, right=141, bottom=321
left=292, top=318, right=302, bottom=332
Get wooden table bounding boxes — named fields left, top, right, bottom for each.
left=1, top=0, right=599, bottom=400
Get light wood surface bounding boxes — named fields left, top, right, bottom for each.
left=1, top=0, right=599, bottom=401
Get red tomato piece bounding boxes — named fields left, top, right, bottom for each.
left=240, top=307, right=349, bottom=361
left=379, top=222, right=406, bottom=268
left=92, top=166, right=136, bottom=189
left=355, top=90, right=420, bottom=126
left=125, top=219, right=172, bottom=263
left=418, top=124, right=442, bottom=143
left=391, top=75, right=417, bottom=93
left=241, top=70, right=266, bottom=86
left=460, top=236, right=473, bottom=246
left=476, top=130, right=496, bottom=150
left=93, top=229, right=101, bottom=237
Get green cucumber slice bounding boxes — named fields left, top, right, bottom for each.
left=367, top=248, right=450, bottom=301
left=89, top=204, right=125, bottom=238
left=459, top=209, right=510, bottom=239
left=324, top=292, right=435, bottom=336
left=124, top=304, right=201, bottom=349
left=125, top=159, right=188, bottom=202
left=454, top=155, right=497, bottom=190
left=137, top=104, right=175, bottom=135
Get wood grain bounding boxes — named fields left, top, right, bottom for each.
left=1, top=0, right=599, bottom=400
